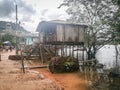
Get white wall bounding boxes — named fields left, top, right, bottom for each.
left=96, top=45, right=120, bottom=69
left=58, top=45, right=120, bottom=69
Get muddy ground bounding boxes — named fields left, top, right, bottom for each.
left=0, top=50, right=87, bottom=90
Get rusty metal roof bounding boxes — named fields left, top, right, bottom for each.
left=36, top=20, right=88, bottom=32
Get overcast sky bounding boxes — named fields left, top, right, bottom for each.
left=0, top=0, right=69, bottom=32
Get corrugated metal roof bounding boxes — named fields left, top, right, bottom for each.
left=36, top=20, right=88, bottom=32
left=42, top=20, right=88, bottom=26
left=47, top=20, right=88, bottom=26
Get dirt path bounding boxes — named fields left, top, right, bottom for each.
left=0, top=51, right=62, bottom=90
left=36, top=68, right=87, bottom=90
left=0, top=50, right=87, bottom=90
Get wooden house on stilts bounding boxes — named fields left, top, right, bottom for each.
left=36, top=20, right=88, bottom=63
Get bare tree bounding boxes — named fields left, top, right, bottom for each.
left=59, top=0, right=118, bottom=59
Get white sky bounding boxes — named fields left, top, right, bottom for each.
left=19, top=0, right=69, bottom=33
left=0, top=0, right=69, bottom=33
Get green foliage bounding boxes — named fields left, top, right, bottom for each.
left=109, top=0, right=120, bottom=44
left=0, top=21, right=29, bottom=33
left=0, top=33, right=16, bottom=45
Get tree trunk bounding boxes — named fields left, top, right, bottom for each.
left=87, top=48, right=97, bottom=60
left=87, top=48, right=92, bottom=60
left=92, top=44, right=96, bottom=59
left=115, top=45, right=119, bottom=72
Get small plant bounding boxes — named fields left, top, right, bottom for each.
left=49, top=56, right=79, bottom=73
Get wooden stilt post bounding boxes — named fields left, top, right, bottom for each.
left=63, top=45, right=64, bottom=56
left=72, top=45, right=74, bottom=57
left=21, top=51, right=25, bottom=73
left=70, top=46, right=72, bottom=56
left=55, top=45, right=57, bottom=56
left=69, top=45, right=71, bottom=56
left=0, top=53, right=1, bottom=61
left=77, top=45, right=78, bottom=61
left=82, top=45, right=85, bottom=71
left=61, top=45, right=63, bottom=56
left=65, top=45, right=67, bottom=56
left=40, top=44, right=44, bottom=64
left=38, top=44, right=41, bottom=60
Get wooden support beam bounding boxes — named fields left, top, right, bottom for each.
left=21, top=65, right=48, bottom=69
left=79, top=59, right=96, bottom=63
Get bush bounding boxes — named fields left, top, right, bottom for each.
left=49, top=56, right=79, bottom=73
left=8, top=55, right=22, bottom=60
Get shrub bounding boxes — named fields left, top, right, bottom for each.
left=8, top=55, right=22, bottom=60
left=49, top=56, right=79, bottom=73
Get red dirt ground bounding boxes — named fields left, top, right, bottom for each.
left=0, top=50, right=87, bottom=90
left=36, top=68, right=87, bottom=90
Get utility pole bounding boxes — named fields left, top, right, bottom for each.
left=14, top=0, right=25, bottom=73
left=15, top=4, right=18, bottom=55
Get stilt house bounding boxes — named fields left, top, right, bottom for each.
left=36, top=20, right=88, bottom=72
left=36, top=20, right=87, bottom=45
